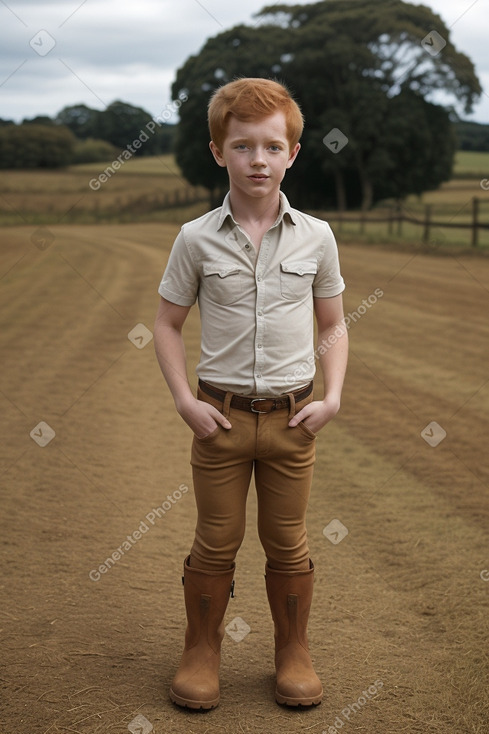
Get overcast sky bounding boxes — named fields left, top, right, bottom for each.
left=0, top=0, right=487, bottom=124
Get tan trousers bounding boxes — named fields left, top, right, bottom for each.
left=189, top=385, right=316, bottom=572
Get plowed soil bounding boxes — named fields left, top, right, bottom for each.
left=1, top=222, right=488, bottom=734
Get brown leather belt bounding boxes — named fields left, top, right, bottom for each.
left=198, top=379, right=313, bottom=414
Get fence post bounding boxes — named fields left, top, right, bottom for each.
left=422, top=204, right=432, bottom=244
left=472, top=197, right=479, bottom=248
left=396, top=203, right=403, bottom=237
left=338, top=209, right=343, bottom=234
left=360, top=211, right=366, bottom=235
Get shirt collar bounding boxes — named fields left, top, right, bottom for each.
left=217, top=190, right=297, bottom=231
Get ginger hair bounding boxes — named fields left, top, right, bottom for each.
left=208, top=77, right=304, bottom=151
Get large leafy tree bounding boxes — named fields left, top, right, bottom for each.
left=172, top=23, right=290, bottom=204
left=171, top=0, right=481, bottom=210
left=55, top=104, right=98, bottom=138
left=56, top=101, right=175, bottom=155
left=93, top=101, right=157, bottom=150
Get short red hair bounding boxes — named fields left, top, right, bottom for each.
left=208, top=77, right=304, bottom=151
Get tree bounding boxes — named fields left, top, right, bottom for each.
left=22, top=115, right=55, bottom=126
left=92, top=100, right=152, bottom=150
left=56, top=101, right=176, bottom=155
left=374, top=90, right=456, bottom=200
left=454, top=120, right=489, bottom=152
left=0, top=124, right=76, bottom=168
left=172, top=23, right=291, bottom=205
left=91, top=101, right=174, bottom=155
left=56, top=104, right=99, bottom=138
left=72, top=138, right=119, bottom=164
left=171, top=0, right=481, bottom=210
left=0, top=101, right=177, bottom=169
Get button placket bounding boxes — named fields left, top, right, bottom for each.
left=254, top=235, right=270, bottom=393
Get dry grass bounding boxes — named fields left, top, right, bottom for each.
left=317, top=151, right=489, bottom=251
left=0, top=154, right=207, bottom=226
left=1, top=151, right=488, bottom=250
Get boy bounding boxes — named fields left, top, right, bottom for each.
left=154, top=78, right=348, bottom=709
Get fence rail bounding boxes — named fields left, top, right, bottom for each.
left=100, top=190, right=489, bottom=248
left=87, top=190, right=489, bottom=245
left=320, top=197, right=488, bottom=248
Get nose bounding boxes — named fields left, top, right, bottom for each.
left=251, top=147, right=266, bottom=166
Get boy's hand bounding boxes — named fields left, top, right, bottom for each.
left=288, top=396, right=341, bottom=434
left=177, top=397, right=232, bottom=439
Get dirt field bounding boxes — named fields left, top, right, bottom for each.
left=1, top=221, right=488, bottom=734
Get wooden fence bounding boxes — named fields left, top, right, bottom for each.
left=115, top=186, right=209, bottom=214
left=120, top=189, right=488, bottom=248
left=321, top=197, right=488, bottom=248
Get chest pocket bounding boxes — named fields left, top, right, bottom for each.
left=280, top=260, right=318, bottom=301
left=202, top=262, right=243, bottom=305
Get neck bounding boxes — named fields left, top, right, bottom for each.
left=228, top=186, right=281, bottom=226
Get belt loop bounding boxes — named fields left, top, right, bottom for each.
left=222, top=391, right=233, bottom=418
left=287, top=391, right=296, bottom=420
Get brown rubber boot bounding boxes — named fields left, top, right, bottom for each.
left=169, top=556, right=235, bottom=710
left=265, top=560, right=323, bottom=706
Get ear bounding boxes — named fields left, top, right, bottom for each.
left=286, top=142, right=301, bottom=169
left=209, top=141, right=227, bottom=168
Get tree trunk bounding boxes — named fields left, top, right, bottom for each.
left=358, top=166, right=373, bottom=211
left=334, top=168, right=347, bottom=212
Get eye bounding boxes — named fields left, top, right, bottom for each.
left=269, top=145, right=282, bottom=152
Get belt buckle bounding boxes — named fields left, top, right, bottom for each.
left=250, top=398, right=271, bottom=414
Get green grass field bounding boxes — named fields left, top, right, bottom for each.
left=453, top=150, right=489, bottom=176
left=1, top=150, right=488, bottom=249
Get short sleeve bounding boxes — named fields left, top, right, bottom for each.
left=313, top=223, right=345, bottom=298
left=158, top=229, right=199, bottom=306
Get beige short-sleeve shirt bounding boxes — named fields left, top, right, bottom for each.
left=158, top=191, right=345, bottom=396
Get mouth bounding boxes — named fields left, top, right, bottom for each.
left=248, top=174, right=269, bottom=182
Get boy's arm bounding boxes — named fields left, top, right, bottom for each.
left=154, top=297, right=232, bottom=437
left=288, top=293, right=348, bottom=433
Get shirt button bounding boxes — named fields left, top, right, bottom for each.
left=245, top=244, right=251, bottom=250
left=257, top=310, right=263, bottom=316
left=257, top=276, right=262, bottom=282
left=257, top=344, right=262, bottom=349
left=256, top=374, right=262, bottom=378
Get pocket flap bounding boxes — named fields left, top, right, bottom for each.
left=280, top=260, right=318, bottom=276
left=203, top=263, right=241, bottom=278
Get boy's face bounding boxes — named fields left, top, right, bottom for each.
left=209, top=111, right=300, bottom=200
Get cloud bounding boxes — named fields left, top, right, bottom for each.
left=0, top=0, right=219, bottom=119
left=0, top=0, right=487, bottom=123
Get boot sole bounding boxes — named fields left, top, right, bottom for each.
left=276, top=690, right=323, bottom=707
left=169, top=687, right=219, bottom=710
